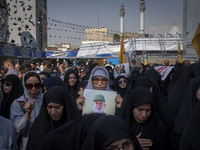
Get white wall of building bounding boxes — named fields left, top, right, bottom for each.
left=5, top=0, right=37, bottom=47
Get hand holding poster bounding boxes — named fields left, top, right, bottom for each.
left=82, top=89, right=117, bottom=115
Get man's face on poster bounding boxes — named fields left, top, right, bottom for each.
left=92, top=100, right=106, bottom=113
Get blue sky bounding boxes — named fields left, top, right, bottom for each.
left=47, top=0, right=183, bottom=46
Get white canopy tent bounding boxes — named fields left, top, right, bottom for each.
left=76, top=37, right=183, bottom=58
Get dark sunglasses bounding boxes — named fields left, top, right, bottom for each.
left=4, top=82, right=12, bottom=86
left=118, top=80, right=126, bottom=84
left=92, top=77, right=108, bottom=84
left=25, top=83, right=41, bottom=90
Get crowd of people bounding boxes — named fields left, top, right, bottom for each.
left=0, top=56, right=199, bottom=150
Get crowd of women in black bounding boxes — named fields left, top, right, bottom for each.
left=0, top=57, right=200, bottom=150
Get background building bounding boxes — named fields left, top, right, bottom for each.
left=0, top=0, right=47, bottom=50
left=84, top=27, right=113, bottom=44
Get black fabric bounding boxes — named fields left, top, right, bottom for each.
left=39, top=71, right=51, bottom=78
left=26, top=86, right=80, bottom=150
left=81, top=115, right=142, bottom=150
left=64, top=69, right=79, bottom=100
left=0, top=74, right=24, bottom=119
left=118, top=87, right=169, bottom=150
left=114, top=75, right=127, bottom=98
left=38, top=113, right=105, bottom=150
left=42, top=76, right=66, bottom=90
left=179, top=103, right=200, bottom=150
left=143, top=68, right=174, bottom=131
left=166, top=66, right=187, bottom=94
left=168, top=63, right=200, bottom=120
left=171, top=75, right=200, bottom=150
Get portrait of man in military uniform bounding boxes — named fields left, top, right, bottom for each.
left=92, top=94, right=106, bottom=114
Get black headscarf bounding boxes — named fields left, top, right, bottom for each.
left=64, top=69, right=79, bottom=99
left=26, top=86, right=80, bottom=150
left=143, top=68, right=174, bottom=131
left=166, top=66, right=187, bottom=94
left=0, top=74, right=24, bottom=119
left=38, top=113, right=105, bottom=150
left=179, top=103, right=200, bottom=150
left=42, top=76, right=66, bottom=90
left=168, top=63, right=200, bottom=120
left=171, top=75, right=200, bottom=149
left=118, top=87, right=169, bottom=150
left=81, top=115, right=142, bottom=150
left=114, top=75, right=127, bottom=98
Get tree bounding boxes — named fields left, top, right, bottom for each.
left=113, top=34, right=120, bottom=43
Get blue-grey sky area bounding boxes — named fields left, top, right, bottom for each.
left=47, top=0, right=183, bottom=46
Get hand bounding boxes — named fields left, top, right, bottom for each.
left=137, top=132, right=153, bottom=150
left=76, top=96, right=85, bottom=111
left=25, top=97, right=35, bottom=114
left=115, top=94, right=123, bottom=108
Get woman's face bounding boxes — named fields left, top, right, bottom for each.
left=105, top=138, right=134, bottom=150
left=25, top=76, right=41, bottom=98
left=118, top=78, right=127, bottom=89
left=69, top=73, right=77, bottom=87
left=133, top=104, right=151, bottom=123
left=92, top=76, right=108, bottom=90
left=47, top=102, right=64, bottom=121
left=196, top=86, right=200, bottom=100
left=3, top=81, right=12, bottom=93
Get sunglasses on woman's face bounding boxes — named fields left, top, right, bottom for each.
left=92, top=77, right=108, bottom=84
left=118, top=79, right=126, bottom=84
left=4, top=82, right=12, bottom=86
left=25, top=83, right=41, bottom=90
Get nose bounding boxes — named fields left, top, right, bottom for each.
left=51, top=108, right=56, bottom=115
left=32, top=86, right=36, bottom=90
left=141, top=110, right=147, bottom=118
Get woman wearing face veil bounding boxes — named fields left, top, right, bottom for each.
left=26, top=86, right=80, bottom=150
left=118, top=87, right=169, bottom=150
left=171, top=75, right=200, bottom=150
left=81, top=115, right=142, bottom=150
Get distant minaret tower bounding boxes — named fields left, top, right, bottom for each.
left=119, top=2, right=125, bottom=35
left=139, top=0, right=145, bottom=34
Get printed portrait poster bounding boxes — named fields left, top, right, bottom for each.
left=82, top=89, right=117, bottom=115
left=113, top=63, right=130, bottom=79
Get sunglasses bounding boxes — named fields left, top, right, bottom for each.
left=25, top=83, right=41, bottom=90
left=4, top=82, right=12, bottom=86
left=92, top=77, right=108, bottom=84
left=118, top=80, right=126, bottom=84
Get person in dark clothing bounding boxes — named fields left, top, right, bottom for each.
left=81, top=115, right=142, bottom=150
left=42, top=76, right=66, bottom=93
left=170, top=75, right=200, bottom=150
left=0, top=74, right=24, bottom=119
left=179, top=103, right=200, bottom=150
left=118, top=87, right=169, bottom=150
left=26, top=86, right=80, bottom=150
left=166, top=65, right=187, bottom=94
left=64, top=69, right=79, bottom=100
left=143, top=68, right=174, bottom=132
left=168, top=63, right=200, bottom=120
left=114, top=75, right=128, bottom=98
left=38, top=113, right=105, bottom=150
left=64, top=69, right=85, bottom=111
